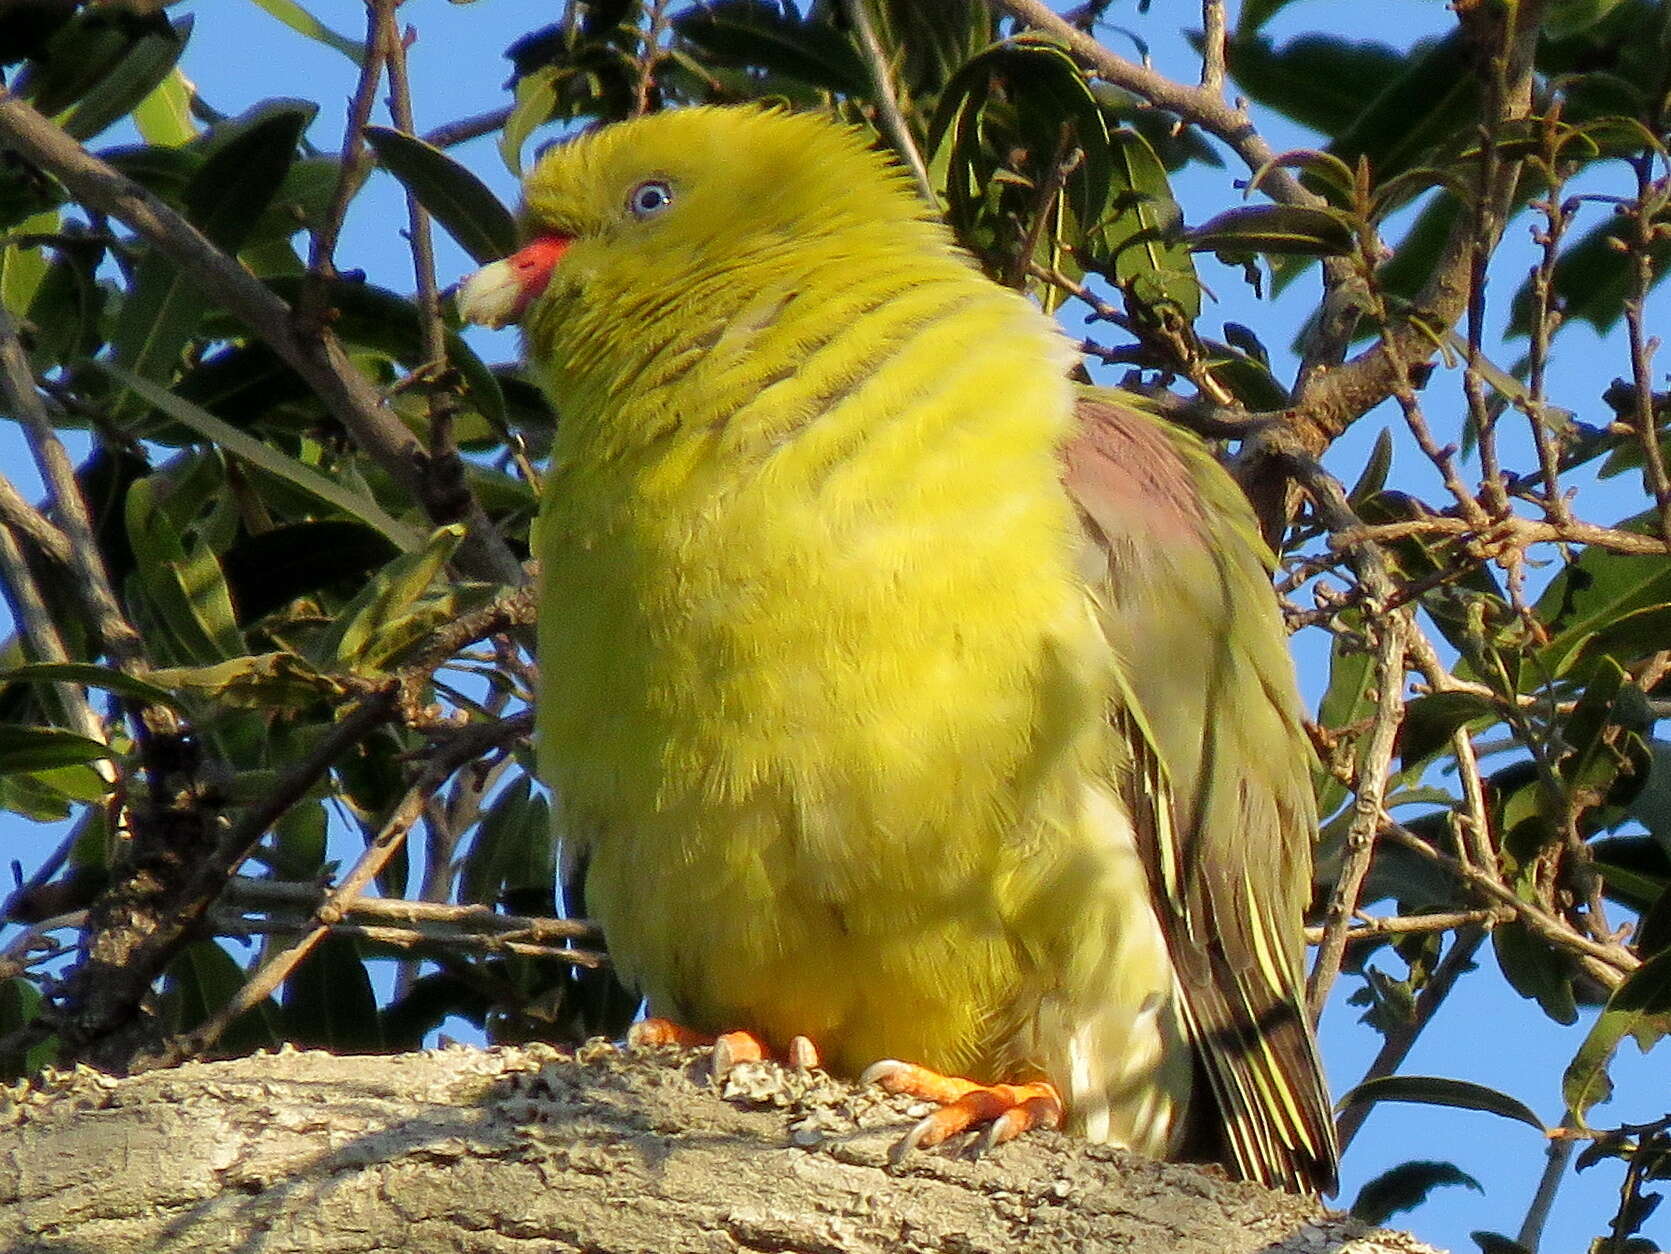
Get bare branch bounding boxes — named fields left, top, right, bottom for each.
left=0, top=301, right=146, bottom=675
left=147, top=712, right=534, bottom=1068
left=845, top=0, right=936, bottom=207
left=991, top=0, right=1319, bottom=210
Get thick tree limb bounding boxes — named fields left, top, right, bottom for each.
left=0, top=1045, right=1444, bottom=1254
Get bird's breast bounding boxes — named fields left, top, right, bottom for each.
left=533, top=266, right=1112, bottom=1057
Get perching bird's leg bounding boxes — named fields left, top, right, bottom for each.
left=628, top=1018, right=820, bottom=1077
left=861, top=1059, right=1063, bottom=1161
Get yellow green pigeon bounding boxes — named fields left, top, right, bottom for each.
left=458, top=105, right=1337, bottom=1194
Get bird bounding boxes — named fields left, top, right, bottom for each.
left=457, top=104, right=1338, bottom=1194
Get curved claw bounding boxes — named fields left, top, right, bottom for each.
left=862, top=1059, right=1062, bottom=1160
left=627, top=1017, right=709, bottom=1050
left=711, top=1030, right=767, bottom=1079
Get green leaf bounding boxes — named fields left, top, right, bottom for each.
left=100, top=364, right=425, bottom=553
left=1099, top=127, right=1199, bottom=318
left=131, top=66, right=198, bottom=146
left=266, top=277, right=508, bottom=431
left=672, top=0, right=870, bottom=96
left=0, top=662, right=184, bottom=712
left=1351, top=1160, right=1483, bottom=1226
left=146, top=654, right=344, bottom=711
left=1329, top=32, right=1480, bottom=184
left=0, top=726, right=114, bottom=774
left=1494, top=918, right=1580, bottom=1025
left=1558, top=657, right=1639, bottom=798
left=247, top=0, right=365, bottom=64
left=310, top=525, right=466, bottom=671
left=60, top=16, right=190, bottom=142
left=283, top=933, right=383, bottom=1052
left=1546, top=0, right=1633, bottom=38
left=1347, top=428, right=1395, bottom=506
left=460, top=774, right=554, bottom=906
left=1532, top=528, right=1671, bottom=682
left=500, top=66, right=561, bottom=177
left=162, top=940, right=282, bottom=1055
left=1226, top=33, right=1409, bottom=140
left=223, top=521, right=403, bottom=624
left=0, top=208, right=59, bottom=318
left=1314, top=610, right=1378, bottom=819
left=123, top=469, right=245, bottom=666
left=1562, top=948, right=1671, bottom=1121
left=363, top=127, right=518, bottom=264
left=1625, top=741, right=1671, bottom=858
left=111, top=103, right=314, bottom=406
left=1235, top=0, right=1306, bottom=35
left=1336, top=1074, right=1549, bottom=1133
left=1398, top=691, right=1498, bottom=770
left=0, top=978, right=55, bottom=1079
left=1189, top=203, right=1357, bottom=257
left=20, top=9, right=167, bottom=115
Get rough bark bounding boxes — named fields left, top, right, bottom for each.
left=0, top=1043, right=1442, bottom=1254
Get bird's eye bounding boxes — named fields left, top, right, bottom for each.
left=627, top=180, right=674, bottom=219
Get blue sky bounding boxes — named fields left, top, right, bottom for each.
left=3, top=3, right=1667, bottom=1250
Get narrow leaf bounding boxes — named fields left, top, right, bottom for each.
left=0, top=726, right=115, bottom=774
left=1336, top=1074, right=1548, bottom=1133
left=364, top=127, right=518, bottom=264
left=0, top=662, right=184, bottom=712
left=1562, top=949, right=1671, bottom=1121
left=100, top=364, right=424, bottom=553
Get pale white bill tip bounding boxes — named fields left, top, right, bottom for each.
left=455, top=258, right=523, bottom=329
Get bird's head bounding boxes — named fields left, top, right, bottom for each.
left=456, top=106, right=937, bottom=335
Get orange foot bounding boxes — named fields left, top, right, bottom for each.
left=861, top=1059, right=1063, bottom=1162
left=627, top=1017, right=820, bottom=1077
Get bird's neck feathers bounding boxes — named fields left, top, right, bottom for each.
left=531, top=222, right=1009, bottom=479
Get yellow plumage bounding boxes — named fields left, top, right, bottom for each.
left=461, top=105, right=1336, bottom=1192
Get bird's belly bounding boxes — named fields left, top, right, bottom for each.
left=579, top=772, right=1024, bottom=1078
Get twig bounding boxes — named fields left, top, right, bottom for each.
left=1199, top=0, right=1227, bottom=96
left=1623, top=156, right=1671, bottom=538
left=213, top=915, right=604, bottom=966
left=1381, top=823, right=1637, bottom=983
left=1301, top=907, right=1510, bottom=945
left=308, top=4, right=390, bottom=276
left=632, top=0, right=672, bottom=118
left=1308, top=609, right=1407, bottom=1019
left=0, top=523, right=106, bottom=746
left=0, top=473, right=72, bottom=569
left=0, top=301, right=146, bottom=677
left=423, top=107, right=512, bottom=150
left=379, top=3, right=443, bottom=369
left=844, top=0, right=936, bottom=207
left=1331, top=513, right=1671, bottom=557
left=1518, top=1115, right=1576, bottom=1253
left=149, top=712, right=533, bottom=1067
left=210, top=686, right=402, bottom=880
left=991, top=0, right=1319, bottom=211
left=222, top=877, right=599, bottom=944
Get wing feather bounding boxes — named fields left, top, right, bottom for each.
left=1064, top=390, right=1339, bottom=1194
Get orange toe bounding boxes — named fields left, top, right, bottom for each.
left=861, top=1059, right=1062, bottom=1160
left=626, top=1019, right=821, bottom=1076
left=626, top=1017, right=711, bottom=1049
